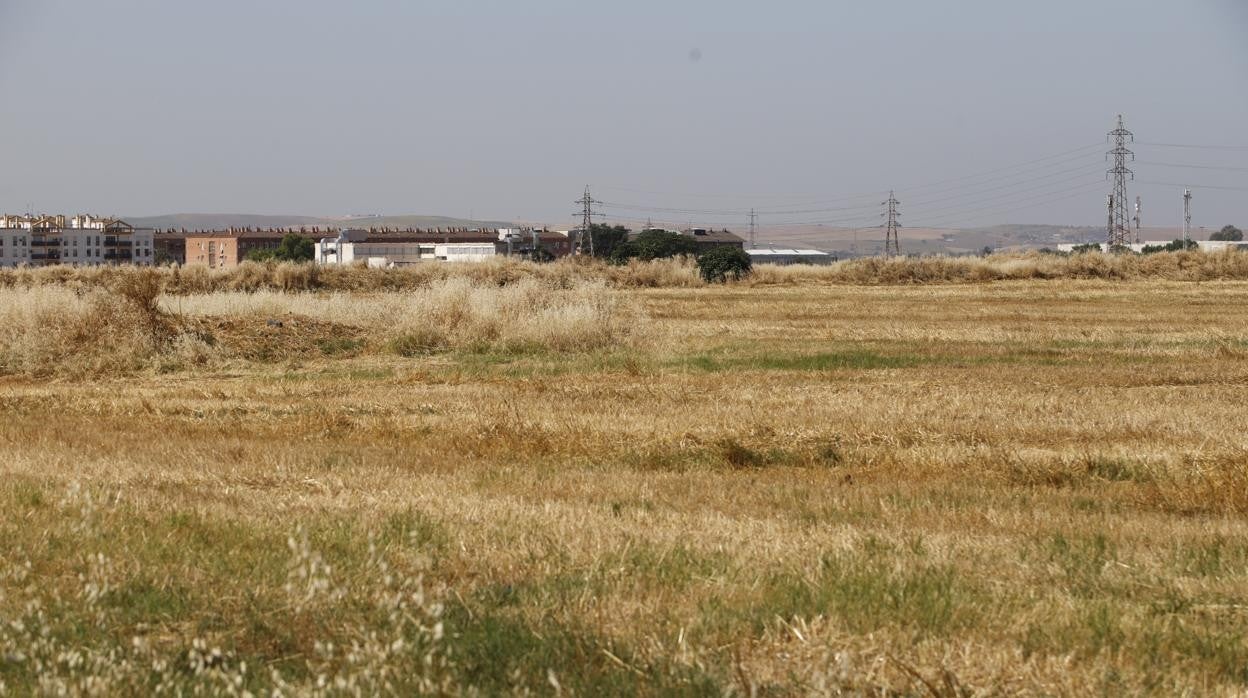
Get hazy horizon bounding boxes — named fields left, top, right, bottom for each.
left=2, top=1, right=1245, bottom=239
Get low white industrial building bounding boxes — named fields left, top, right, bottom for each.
left=1056, top=240, right=1248, bottom=253
left=315, top=229, right=500, bottom=267
left=747, top=247, right=835, bottom=265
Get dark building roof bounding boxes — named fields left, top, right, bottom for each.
left=683, top=228, right=745, bottom=245
left=176, top=227, right=500, bottom=243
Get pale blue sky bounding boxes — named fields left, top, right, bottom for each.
left=1, top=1, right=1245, bottom=230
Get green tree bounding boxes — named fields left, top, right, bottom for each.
left=611, top=230, right=699, bottom=263
left=1209, top=225, right=1243, bottom=241
left=1071, top=243, right=1103, bottom=254
left=587, top=224, right=631, bottom=258
left=247, top=233, right=314, bottom=262
left=697, top=246, right=753, bottom=283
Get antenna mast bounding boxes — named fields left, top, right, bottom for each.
left=1106, top=115, right=1135, bottom=249
left=1183, top=189, right=1193, bottom=243
left=748, top=208, right=757, bottom=249
left=1133, top=196, right=1141, bottom=244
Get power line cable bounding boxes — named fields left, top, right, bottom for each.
left=904, top=174, right=1106, bottom=220
left=1136, top=180, right=1248, bottom=192
left=900, top=162, right=1105, bottom=209
left=604, top=158, right=1103, bottom=224
left=1137, top=141, right=1248, bottom=151
left=1135, top=160, right=1248, bottom=173
left=754, top=145, right=1104, bottom=211
left=596, top=142, right=1104, bottom=214
left=887, top=143, right=1103, bottom=193
left=907, top=181, right=1106, bottom=228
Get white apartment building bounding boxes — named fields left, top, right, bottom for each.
left=0, top=214, right=154, bottom=267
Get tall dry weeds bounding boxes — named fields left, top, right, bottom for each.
left=167, top=277, right=644, bottom=356
left=3, top=250, right=1248, bottom=293
left=0, top=284, right=177, bottom=377
left=0, top=276, right=643, bottom=376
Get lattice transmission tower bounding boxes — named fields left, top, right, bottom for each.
left=883, top=191, right=901, bottom=257
left=1106, top=115, right=1135, bottom=248
left=574, top=186, right=600, bottom=256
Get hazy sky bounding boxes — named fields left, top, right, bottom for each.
left=1, top=0, right=1245, bottom=232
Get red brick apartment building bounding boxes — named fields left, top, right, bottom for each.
left=185, top=230, right=289, bottom=268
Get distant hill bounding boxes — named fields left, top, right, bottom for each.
left=125, top=214, right=328, bottom=230
left=336, top=215, right=515, bottom=230
left=126, top=213, right=515, bottom=231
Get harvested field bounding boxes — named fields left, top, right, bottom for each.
left=1, top=266, right=1246, bottom=694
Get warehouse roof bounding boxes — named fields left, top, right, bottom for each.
left=747, top=248, right=830, bottom=256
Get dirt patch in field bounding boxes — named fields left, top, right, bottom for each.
left=183, top=315, right=369, bottom=361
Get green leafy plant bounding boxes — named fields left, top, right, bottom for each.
left=696, top=246, right=752, bottom=283
left=246, top=233, right=314, bottom=263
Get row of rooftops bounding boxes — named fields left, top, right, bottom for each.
left=2, top=216, right=750, bottom=247
left=0, top=214, right=135, bottom=231
left=152, top=227, right=564, bottom=243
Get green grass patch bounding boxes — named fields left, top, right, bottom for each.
left=315, top=336, right=364, bottom=356
left=698, top=538, right=977, bottom=639
left=443, top=605, right=722, bottom=695
left=676, top=349, right=925, bottom=373
left=1174, top=536, right=1248, bottom=578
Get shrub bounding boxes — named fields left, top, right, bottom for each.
left=1142, top=239, right=1199, bottom=254
left=697, top=246, right=753, bottom=283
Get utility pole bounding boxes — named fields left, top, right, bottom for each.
left=1133, top=196, right=1142, bottom=244
left=1107, top=195, right=1114, bottom=246
left=883, top=191, right=901, bottom=257
left=1183, top=189, right=1193, bottom=243
left=748, top=208, right=757, bottom=249
left=574, top=186, right=599, bottom=256
left=1106, top=114, right=1134, bottom=249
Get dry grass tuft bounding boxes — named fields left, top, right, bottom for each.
left=749, top=249, right=1248, bottom=285
left=3, top=248, right=1247, bottom=295
left=0, top=285, right=178, bottom=376
left=0, top=275, right=644, bottom=376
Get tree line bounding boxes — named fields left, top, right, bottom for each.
left=585, top=225, right=751, bottom=282
left=242, top=227, right=753, bottom=283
